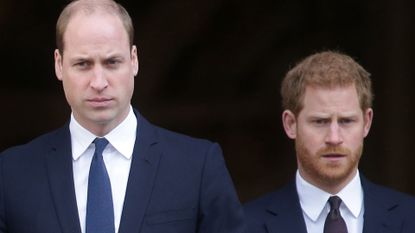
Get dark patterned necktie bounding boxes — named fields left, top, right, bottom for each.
left=86, top=138, right=115, bottom=233
left=323, top=196, right=348, bottom=233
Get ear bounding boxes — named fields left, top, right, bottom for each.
left=131, top=45, right=139, bottom=76
left=363, top=108, right=373, bottom=137
left=54, top=49, right=63, bottom=81
left=282, top=110, right=297, bottom=139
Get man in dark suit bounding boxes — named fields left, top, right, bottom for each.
left=0, top=1, right=244, bottom=233
left=244, top=51, right=415, bottom=233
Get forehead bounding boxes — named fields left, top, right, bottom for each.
left=63, top=11, right=129, bottom=51
left=301, top=84, right=361, bottom=115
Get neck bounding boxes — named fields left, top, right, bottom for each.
left=298, top=169, right=358, bottom=194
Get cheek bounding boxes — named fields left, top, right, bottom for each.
left=118, top=72, right=135, bottom=89
left=349, top=135, right=365, bottom=152
left=61, top=74, right=89, bottom=100
left=110, top=75, right=134, bottom=100
left=298, top=128, right=323, bottom=153
left=62, top=77, right=83, bottom=93
left=345, top=128, right=366, bottom=145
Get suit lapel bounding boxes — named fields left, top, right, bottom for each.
left=362, top=176, right=400, bottom=233
left=45, top=124, right=82, bottom=233
left=265, top=181, right=308, bottom=233
left=118, top=112, right=162, bottom=233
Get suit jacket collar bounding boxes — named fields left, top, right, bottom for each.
left=45, top=121, right=82, bottom=233
left=46, top=110, right=162, bottom=233
left=265, top=180, right=308, bottom=233
left=361, top=175, right=402, bottom=233
left=118, top=109, right=162, bottom=233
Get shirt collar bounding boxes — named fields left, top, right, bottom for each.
left=69, top=106, right=137, bottom=160
left=337, top=170, right=363, bottom=218
left=296, top=170, right=363, bottom=221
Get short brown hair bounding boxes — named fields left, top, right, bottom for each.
left=281, top=51, right=373, bottom=116
left=56, top=0, right=134, bottom=55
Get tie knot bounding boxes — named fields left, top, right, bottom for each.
left=94, top=137, right=109, bottom=155
left=324, top=195, right=348, bottom=233
left=328, top=196, right=342, bottom=210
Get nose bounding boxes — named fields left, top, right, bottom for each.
left=90, top=66, right=108, bottom=91
left=325, top=122, right=343, bottom=145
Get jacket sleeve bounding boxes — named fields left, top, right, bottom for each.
left=197, top=143, right=245, bottom=233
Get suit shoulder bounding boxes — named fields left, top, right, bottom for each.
left=244, top=181, right=299, bottom=220
left=244, top=189, right=286, bottom=233
left=0, top=127, right=64, bottom=159
left=146, top=124, right=227, bottom=170
left=365, top=179, right=415, bottom=204
left=245, top=181, right=295, bottom=205
left=154, top=125, right=216, bottom=148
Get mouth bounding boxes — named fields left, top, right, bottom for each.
left=86, top=97, right=113, bottom=108
left=322, top=153, right=346, bottom=161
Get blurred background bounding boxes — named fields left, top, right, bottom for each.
left=1, top=0, right=414, bottom=203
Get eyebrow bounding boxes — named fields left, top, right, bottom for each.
left=307, top=112, right=360, bottom=118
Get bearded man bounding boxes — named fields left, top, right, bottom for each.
left=244, top=51, right=415, bottom=233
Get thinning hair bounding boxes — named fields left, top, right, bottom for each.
left=281, top=51, right=373, bottom=116
left=56, top=0, right=134, bottom=55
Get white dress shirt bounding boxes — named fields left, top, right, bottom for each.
left=70, top=106, right=137, bottom=233
left=296, top=170, right=364, bottom=233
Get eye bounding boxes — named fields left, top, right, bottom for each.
left=105, top=58, right=122, bottom=68
left=339, top=118, right=354, bottom=125
left=312, top=118, right=330, bottom=126
left=73, top=60, right=91, bottom=70
left=107, top=59, right=119, bottom=65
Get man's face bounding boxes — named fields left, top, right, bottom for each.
left=282, top=84, right=372, bottom=192
left=54, top=12, right=138, bottom=136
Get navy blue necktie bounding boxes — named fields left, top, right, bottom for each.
left=324, top=196, right=348, bottom=233
left=86, top=138, right=115, bottom=233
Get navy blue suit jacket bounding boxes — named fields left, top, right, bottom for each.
left=244, top=176, right=415, bottom=233
left=0, top=111, right=245, bottom=233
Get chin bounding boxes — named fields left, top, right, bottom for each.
left=319, top=166, right=355, bottom=184
left=88, top=112, right=115, bottom=125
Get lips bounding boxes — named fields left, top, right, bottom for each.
left=321, top=153, right=347, bottom=163
left=86, top=97, right=113, bottom=107
left=322, top=153, right=346, bottom=158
